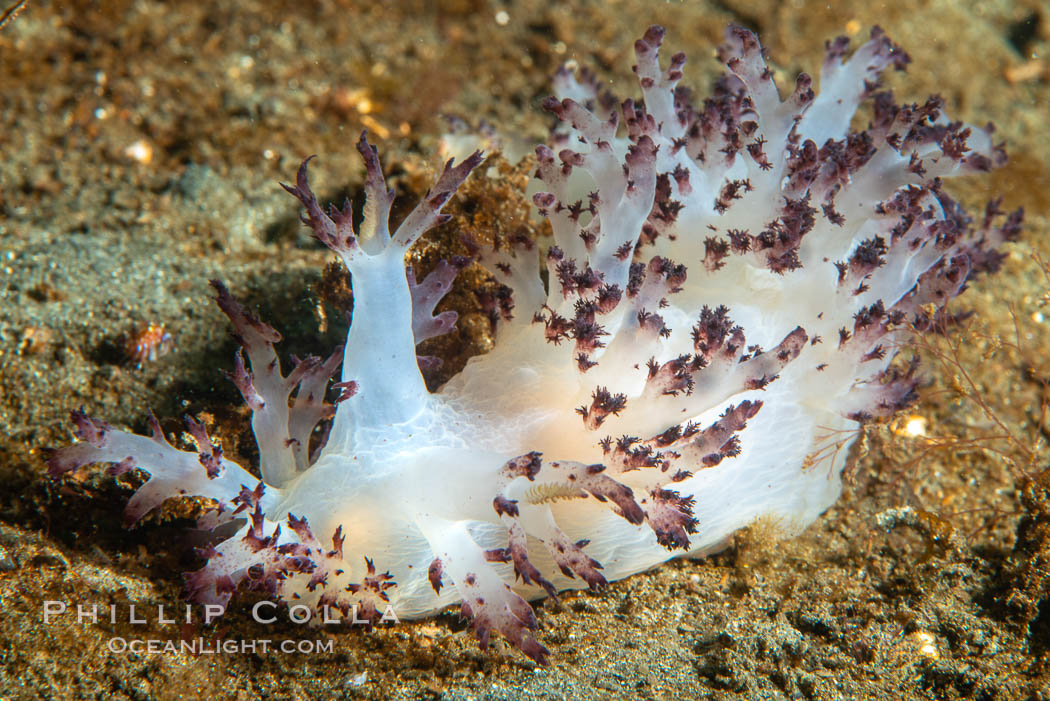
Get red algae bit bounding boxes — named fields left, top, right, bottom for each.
left=124, top=322, right=174, bottom=367
left=427, top=558, right=444, bottom=594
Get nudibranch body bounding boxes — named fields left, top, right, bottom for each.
left=50, top=26, right=1020, bottom=663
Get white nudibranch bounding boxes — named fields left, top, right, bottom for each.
left=50, top=25, right=1021, bottom=664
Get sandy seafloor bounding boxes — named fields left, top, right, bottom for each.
left=2, top=0, right=1050, bottom=699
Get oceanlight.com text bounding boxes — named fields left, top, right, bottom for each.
left=107, top=637, right=335, bottom=655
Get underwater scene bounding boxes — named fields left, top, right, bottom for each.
left=1, top=1, right=1049, bottom=699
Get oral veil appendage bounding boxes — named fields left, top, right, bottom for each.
left=50, top=25, right=1021, bottom=663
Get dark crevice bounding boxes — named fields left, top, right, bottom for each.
left=1030, top=596, right=1050, bottom=657
left=1006, top=11, right=1041, bottom=56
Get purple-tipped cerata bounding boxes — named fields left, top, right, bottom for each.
left=49, top=26, right=1020, bottom=664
